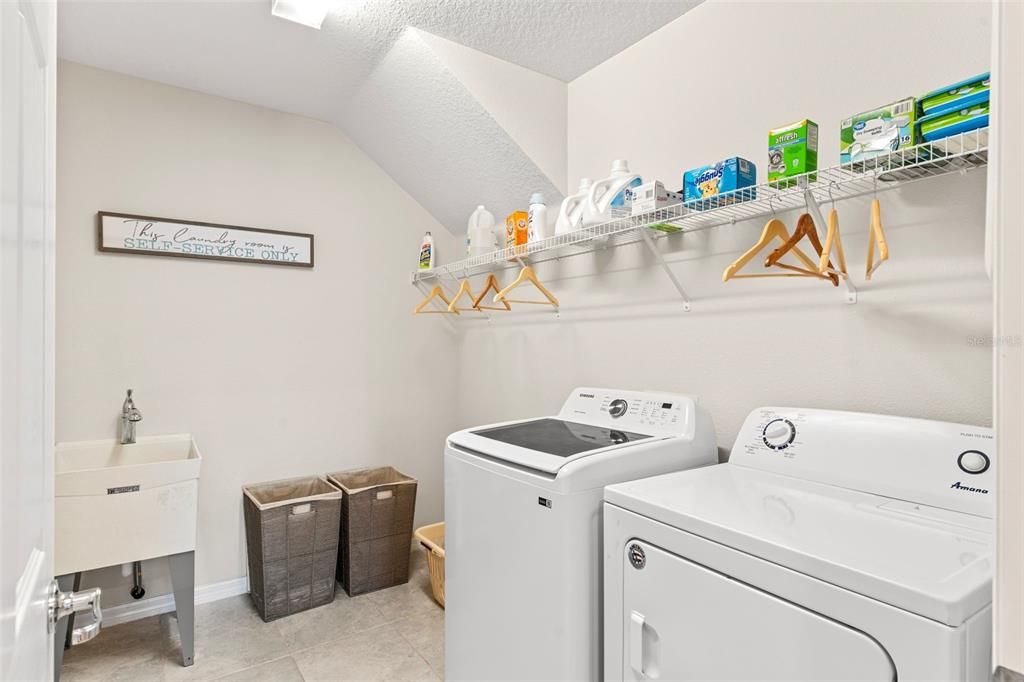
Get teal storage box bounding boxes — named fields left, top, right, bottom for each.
left=683, top=157, right=757, bottom=209
left=920, top=73, right=990, bottom=117
left=917, top=102, right=989, bottom=142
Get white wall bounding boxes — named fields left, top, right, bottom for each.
left=456, top=1, right=994, bottom=449
left=56, top=61, right=459, bottom=607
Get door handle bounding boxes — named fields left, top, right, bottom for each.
left=48, top=581, right=102, bottom=644
left=630, top=610, right=646, bottom=677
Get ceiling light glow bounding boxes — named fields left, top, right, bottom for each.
left=270, top=0, right=331, bottom=29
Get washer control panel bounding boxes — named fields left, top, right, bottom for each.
left=558, top=387, right=697, bottom=437
left=732, top=406, right=996, bottom=518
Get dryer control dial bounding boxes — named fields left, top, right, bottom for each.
left=763, top=419, right=796, bottom=450
left=609, top=399, right=629, bottom=418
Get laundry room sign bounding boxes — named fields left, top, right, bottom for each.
left=97, top=212, right=315, bottom=267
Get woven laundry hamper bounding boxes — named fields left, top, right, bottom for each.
left=326, top=467, right=417, bottom=597
left=242, top=476, right=342, bottom=622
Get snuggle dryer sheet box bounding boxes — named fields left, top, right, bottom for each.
left=682, top=157, right=757, bottom=209
left=768, top=119, right=818, bottom=187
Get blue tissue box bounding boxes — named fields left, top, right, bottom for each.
left=683, top=157, right=757, bottom=210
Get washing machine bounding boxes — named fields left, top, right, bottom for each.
left=604, top=407, right=995, bottom=682
left=445, top=388, right=717, bottom=681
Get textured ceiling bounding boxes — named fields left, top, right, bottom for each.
left=57, top=0, right=702, bottom=234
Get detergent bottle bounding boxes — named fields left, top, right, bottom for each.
left=555, top=178, right=593, bottom=235
left=582, top=160, right=642, bottom=227
left=527, top=193, right=547, bottom=242
left=467, top=205, right=496, bottom=257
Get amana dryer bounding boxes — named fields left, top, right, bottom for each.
left=604, top=407, right=995, bottom=682
left=445, top=388, right=716, bottom=681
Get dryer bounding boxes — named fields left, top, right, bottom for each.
left=445, top=388, right=716, bottom=681
left=604, top=407, right=994, bottom=682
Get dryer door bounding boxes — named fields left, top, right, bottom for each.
left=621, top=540, right=896, bottom=681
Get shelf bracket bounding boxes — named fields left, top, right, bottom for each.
left=803, top=189, right=858, bottom=305
left=638, top=228, right=691, bottom=312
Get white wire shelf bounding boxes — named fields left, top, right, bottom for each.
left=412, top=127, right=988, bottom=285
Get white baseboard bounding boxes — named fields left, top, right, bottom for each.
left=102, top=576, right=249, bottom=627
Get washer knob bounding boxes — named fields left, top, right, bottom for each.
left=763, top=419, right=796, bottom=450
left=957, top=450, right=990, bottom=474
left=609, top=399, right=628, bottom=418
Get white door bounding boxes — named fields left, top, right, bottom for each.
left=0, top=0, right=57, bottom=679
left=621, top=541, right=896, bottom=681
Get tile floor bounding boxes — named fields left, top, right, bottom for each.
left=61, top=548, right=443, bottom=682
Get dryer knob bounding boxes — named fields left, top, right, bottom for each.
left=609, top=399, right=628, bottom=418
left=763, top=419, right=796, bottom=450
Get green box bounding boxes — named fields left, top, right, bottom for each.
left=840, top=97, right=917, bottom=165
left=768, top=119, right=818, bottom=187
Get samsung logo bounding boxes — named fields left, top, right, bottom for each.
left=950, top=481, right=989, bottom=494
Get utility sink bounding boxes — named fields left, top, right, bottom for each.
left=55, top=434, right=202, bottom=576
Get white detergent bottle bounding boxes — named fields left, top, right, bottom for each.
left=583, top=160, right=642, bottom=228
left=419, top=231, right=435, bottom=270
left=528, top=193, right=547, bottom=242
left=555, top=178, right=592, bottom=235
left=467, top=205, right=496, bottom=257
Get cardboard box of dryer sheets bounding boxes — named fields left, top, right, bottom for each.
left=840, top=97, right=917, bottom=165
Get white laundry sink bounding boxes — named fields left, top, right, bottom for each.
left=55, top=434, right=201, bottom=576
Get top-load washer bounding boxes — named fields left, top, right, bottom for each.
left=445, top=388, right=716, bottom=681
left=603, top=407, right=995, bottom=682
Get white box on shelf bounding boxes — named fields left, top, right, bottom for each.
left=631, top=181, right=684, bottom=216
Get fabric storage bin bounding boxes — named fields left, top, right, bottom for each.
left=326, top=467, right=417, bottom=596
left=242, top=476, right=342, bottom=622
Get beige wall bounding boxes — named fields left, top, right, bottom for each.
left=56, top=61, right=458, bottom=607
left=456, top=1, right=994, bottom=449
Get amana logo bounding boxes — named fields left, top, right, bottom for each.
left=951, top=481, right=989, bottom=494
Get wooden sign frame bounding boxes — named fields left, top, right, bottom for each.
left=97, top=211, right=315, bottom=268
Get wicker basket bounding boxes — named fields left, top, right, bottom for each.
left=414, top=522, right=445, bottom=608
left=326, top=467, right=417, bottom=596
left=242, top=476, right=342, bottom=622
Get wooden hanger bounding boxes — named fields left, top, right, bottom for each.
left=818, top=207, right=848, bottom=278
left=447, top=279, right=478, bottom=313
left=493, top=266, right=559, bottom=309
left=764, top=213, right=839, bottom=286
left=471, top=273, right=511, bottom=312
left=865, top=199, right=889, bottom=280
left=414, top=285, right=456, bottom=315
left=722, top=218, right=831, bottom=282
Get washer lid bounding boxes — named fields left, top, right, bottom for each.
left=449, top=418, right=653, bottom=474
left=604, top=464, right=993, bottom=627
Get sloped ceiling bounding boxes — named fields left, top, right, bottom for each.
left=57, top=0, right=702, bottom=234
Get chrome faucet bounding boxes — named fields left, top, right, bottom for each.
left=120, top=389, right=142, bottom=445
